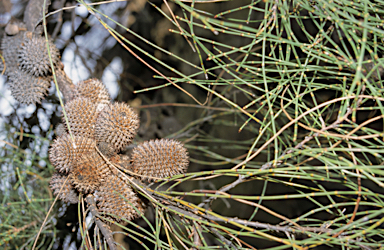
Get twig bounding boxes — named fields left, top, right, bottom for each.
left=297, top=112, right=384, bottom=167
left=85, top=194, right=117, bottom=250
left=51, top=0, right=66, bottom=39
left=134, top=182, right=337, bottom=240
left=209, top=227, right=239, bottom=250
left=197, top=175, right=245, bottom=208
left=191, top=222, right=203, bottom=249
left=168, top=205, right=239, bottom=249
left=81, top=2, right=205, bottom=106
left=203, top=214, right=333, bottom=234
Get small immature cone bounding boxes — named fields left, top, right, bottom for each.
left=49, top=134, right=96, bottom=173
left=95, top=174, right=145, bottom=222
left=75, top=78, right=111, bottom=111
left=95, top=102, right=139, bottom=152
left=50, top=172, right=79, bottom=204
left=63, top=97, right=98, bottom=138
left=131, top=139, right=189, bottom=182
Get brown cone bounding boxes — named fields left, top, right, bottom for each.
left=69, top=151, right=111, bottom=193
left=63, top=97, right=98, bottom=138
left=49, top=134, right=96, bottom=173
left=131, top=139, right=189, bottom=181
left=95, top=102, right=139, bottom=152
left=95, top=174, right=145, bottom=222
left=75, top=78, right=110, bottom=111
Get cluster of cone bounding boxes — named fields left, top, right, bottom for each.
left=1, top=21, right=63, bottom=104
left=49, top=79, right=189, bottom=222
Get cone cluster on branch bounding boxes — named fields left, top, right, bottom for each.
left=1, top=16, right=189, bottom=223
left=49, top=79, right=189, bottom=222
left=1, top=20, right=63, bottom=105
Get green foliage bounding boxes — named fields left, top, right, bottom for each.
left=1, top=0, right=384, bottom=249
left=0, top=129, right=56, bottom=249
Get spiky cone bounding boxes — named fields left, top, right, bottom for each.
left=75, top=78, right=110, bottom=111
left=69, top=151, right=111, bottom=193
left=95, top=102, right=139, bottom=152
left=8, top=69, right=51, bottom=105
left=50, top=172, right=79, bottom=204
left=131, top=139, right=189, bottom=182
left=49, top=134, right=96, bottom=173
left=1, top=32, right=27, bottom=74
left=63, top=97, right=98, bottom=138
left=95, top=174, right=145, bottom=222
left=18, top=33, right=60, bottom=76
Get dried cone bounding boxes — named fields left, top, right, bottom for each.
left=8, top=69, right=51, bottom=105
left=1, top=32, right=26, bottom=74
left=95, top=102, right=139, bottom=152
left=95, top=174, right=145, bottom=222
left=18, top=33, right=60, bottom=76
left=131, top=139, right=189, bottom=181
left=49, top=134, right=96, bottom=173
left=50, top=172, right=79, bottom=204
left=69, top=151, right=111, bottom=193
left=63, top=98, right=98, bottom=138
left=75, top=78, right=110, bottom=111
